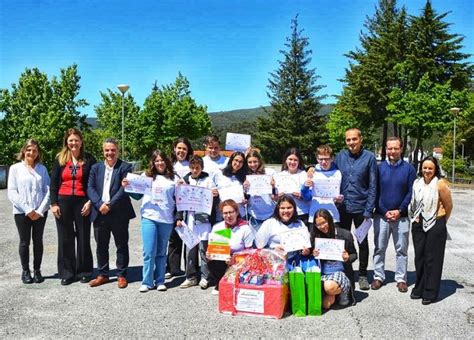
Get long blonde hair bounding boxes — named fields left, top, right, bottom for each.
left=56, top=128, right=86, bottom=166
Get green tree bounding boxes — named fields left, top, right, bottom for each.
left=134, top=73, right=211, bottom=164
left=387, top=74, right=469, bottom=165
left=256, top=15, right=327, bottom=163
left=386, top=0, right=473, bottom=165
left=94, top=89, right=140, bottom=161
left=0, top=65, right=88, bottom=168
left=332, top=0, right=408, bottom=159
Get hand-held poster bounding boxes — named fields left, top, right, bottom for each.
left=225, top=133, right=251, bottom=152
left=124, top=173, right=152, bottom=195
left=246, top=175, right=272, bottom=196
left=314, top=238, right=345, bottom=261
left=175, top=184, right=213, bottom=215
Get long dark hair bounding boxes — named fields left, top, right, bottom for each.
left=313, top=208, right=336, bottom=239
left=418, top=156, right=442, bottom=179
left=222, top=151, right=247, bottom=183
left=171, top=137, right=193, bottom=163
left=273, top=194, right=298, bottom=224
left=145, top=149, right=175, bottom=180
left=281, top=147, right=305, bottom=172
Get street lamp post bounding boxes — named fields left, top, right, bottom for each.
left=117, top=84, right=130, bottom=160
left=450, top=107, right=460, bottom=183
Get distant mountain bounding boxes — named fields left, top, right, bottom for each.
left=209, top=104, right=334, bottom=129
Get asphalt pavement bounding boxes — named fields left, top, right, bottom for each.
left=0, top=188, right=473, bottom=338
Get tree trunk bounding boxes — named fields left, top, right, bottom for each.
left=413, top=127, right=423, bottom=170
left=381, top=121, right=388, bottom=161
left=393, top=122, right=399, bottom=137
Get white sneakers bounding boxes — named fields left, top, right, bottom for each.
left=139, top=284, right=167, bottom=292
left=139, top=285, right=153, bottom=293
left=211, top=288, right=219, bottom=296
left=180, top=277, right=198, bottom=288
left=199, top=278, right=209, bottom=290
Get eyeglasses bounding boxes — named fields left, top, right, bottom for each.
left=222, top=210, right=236, bottom=216
left=317, top=157, right=332, bottom=162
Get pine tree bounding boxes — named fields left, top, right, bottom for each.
left=256, top=15, right=326, bottom=163
left=330, top=0, right=409, bottom=159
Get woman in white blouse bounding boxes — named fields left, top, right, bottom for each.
left=7, top=139, right=50, bottom=284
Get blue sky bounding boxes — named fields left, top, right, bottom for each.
left=1, top=0, right=472, bottom=116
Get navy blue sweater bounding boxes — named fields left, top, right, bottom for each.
left=376, top=160, right=416, bottom=217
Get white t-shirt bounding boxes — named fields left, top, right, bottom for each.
left=140, top=174, right=176, bottom=224
left=203, top=155, right=228, bottom=184
left=214, top=171, right=245, bottom=218
left=211, top=220, right=254, bottom=254
left=7, top=161, right=50, bottom=216
left=173, top=160, right=190, bottom=179
left=256, top=217, right=308, bottom=249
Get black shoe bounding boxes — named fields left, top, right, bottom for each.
left=33, top=270, right=44, bottom=283
left=61, top=277, right=74, bottom=286
left=422, top=298, right=433, bottom=305
left=21, top=270, right=33, bottom=284
left=410, top=291, right=422, bottom=300
left=80, top=276, right=92, bottom=283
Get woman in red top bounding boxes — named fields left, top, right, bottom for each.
left=50, top=128, right=96, bottom=285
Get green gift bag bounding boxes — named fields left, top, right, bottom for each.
left=289, top=266, right=306, bottom=317
left=305, top=266, right=322, bottom=316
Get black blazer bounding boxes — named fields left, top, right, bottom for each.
left=50, top=153, right=96, bottom=205
left=87, top=159, right=136, bottom=223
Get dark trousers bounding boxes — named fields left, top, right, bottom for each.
left=412, top=217, right=447, bottom=300
left=208, top=260, right=228, bottom=290
left=14, top=213, right=47, bottom=271
left=339, top=209, right=368, bottom=277
left=166, top=226, right=184, bottom=275
left=185, top=241, right=208, bottom=279
left=56, top=195, right=93, bottom=280
left=93, top=215, right=130, bottom=277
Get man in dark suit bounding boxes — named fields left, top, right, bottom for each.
left=87, top=138, right=136, bottom=288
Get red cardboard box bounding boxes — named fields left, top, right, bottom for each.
left=218, top=279, right=289, bottom=319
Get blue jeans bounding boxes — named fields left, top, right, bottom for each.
left=373, top=215, right=410, bottom=283
left=141, top=218, right=173, bottom=287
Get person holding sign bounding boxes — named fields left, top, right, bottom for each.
left=166, top=137, right=194, bottom=279
left=215, top=151, right=248, bottom=218
left=312, top=209, right=357, bottom=309
left=276, top=148, right=311, bottom=225
left=244, top=149, right=276, bottom=231
left=202, top=134, right=228, bottom=182
left=303, top=145, right=343, bottom=225
left=256, top=195, right=310, bottom=262
left=176, top=156, right=219, bottom=290
left=207, top=199, right=254, bottom=295
left=122, top=150, right=176, bottom=292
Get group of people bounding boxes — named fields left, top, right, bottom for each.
left=7, top=127, right=453, bottom=311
